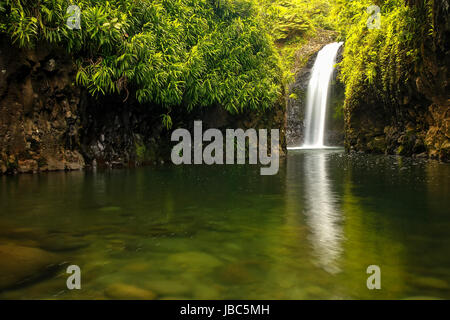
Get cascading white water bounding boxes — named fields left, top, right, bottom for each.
left=301, top=42, right=343, bottom=149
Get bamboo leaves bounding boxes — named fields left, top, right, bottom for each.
left=2, top=0, right=283, bottom=117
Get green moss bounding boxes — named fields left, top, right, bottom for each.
left=135, top=139, right=159, bottom=163
left=333, top=103, right=344, bottom=120
left=292, top=88, right=306, bottom=100
left=135, top=142, right=147, bottom=163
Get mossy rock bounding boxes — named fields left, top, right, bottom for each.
left=104, top=283, right=157, bottom=300
left=367, top=136, right=386, bottom=154
left=0, top=244, right=62, bottom=290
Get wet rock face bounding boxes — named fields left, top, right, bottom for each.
left=426, top=104, right=450, bottom=161
left=79, top=93, right=173, bottom=168
left=286, top=52, right=315, bottom=147
left=0, top=36, right=84, bottom=174
left=346, top=96, right=449, bottom=161
left=77, top=96, right=287, bottom=169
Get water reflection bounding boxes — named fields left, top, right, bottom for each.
left=1, top=152, right=449, bottom=299
left=288, top=150, right=343, bottom=274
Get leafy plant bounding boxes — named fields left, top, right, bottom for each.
left=329, top=0, right=431, bottom=109
left=1, top=0, right=285, bottom=122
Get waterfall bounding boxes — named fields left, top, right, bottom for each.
left=297, top=42, right=343, bottom=149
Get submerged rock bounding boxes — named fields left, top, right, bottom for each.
left=123, top=262, right=152, bottom=273
left=38, top=234, right=90, bottom=252
left=166, top=251, right=223, bottom=272
left=0, top=226, right=44, bottom=242
left=0, top=244, right=62, bottom=291
left=104, top=283, right=156, bottom=300
left=159, top=296, right=190, bottom=300
left=403, top=296, right=443, bottom=300
left=410, top=276, right=449, bottom=290
left=219, top=262, right=257, bottom=284
left=193, top=284, right=222, bottom=300
left=145, top=279, right=190, bottom=296
left=98, top=206, right=122, bottom=213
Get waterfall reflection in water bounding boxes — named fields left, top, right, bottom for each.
left=287, top=150, right=344, bottom=274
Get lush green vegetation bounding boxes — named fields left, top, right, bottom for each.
left=0, top=0, right=338, bottom=127
left=2, top=0, right=434, bottom=129
left=259, top=0, right=332, bottom=42
left=330, top=0, right=433, bottom=108
left=259, top=0, right=333, bottom=74
left=0, top=0, right=283, bottom=127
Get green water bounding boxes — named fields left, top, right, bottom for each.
left=0, top=150, right=449, bottom=299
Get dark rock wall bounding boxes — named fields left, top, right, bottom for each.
left=326, top=45, right=345, bottom=146
left=79, top=93, right=173, bottom=168
left=80, top=95, right=286, bottom=168
left=0, top=36, right=84, bottom=174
